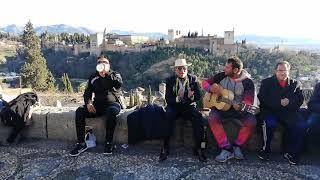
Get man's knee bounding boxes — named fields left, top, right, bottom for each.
left=76, top=106, right=86, bottom=116
left=262, top=114, right=278, bottom=129
left=105, top=104, right=121, bottom=117
left=242, top=114, right=257, bottom=127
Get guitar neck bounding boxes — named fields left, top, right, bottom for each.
left=219, top=96, right=239, bottom=106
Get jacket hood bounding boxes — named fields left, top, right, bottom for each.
left=234, top=69, right=251, bottom=82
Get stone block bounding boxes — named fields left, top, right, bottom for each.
left=85, top=117, right=105, bottom=144
left=46, top=107, right=77, bottom=142
left=22, top=110, right=48, bottom=139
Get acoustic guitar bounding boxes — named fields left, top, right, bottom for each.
left=203, top=88, right=260, bottom=115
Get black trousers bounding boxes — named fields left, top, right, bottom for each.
left=261, top=111, right=307, bottom=158
left=75, top=102, right=120, bottom=143
left=164, top=104, right=204, bottom=149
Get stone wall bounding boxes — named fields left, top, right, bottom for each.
left=0, top=106, right=284, bottom=152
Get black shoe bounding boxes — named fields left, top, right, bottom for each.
left=103, top=142, right=113, bottom=155
left=284, top=153, right=298, bottom=165
left=257, top=149, right=270, bottom=161
left=194, top=149, right=207, bottom=162
left=69, top=143, right=88, bottom=157
left=159, top=147, right=169, bottom=162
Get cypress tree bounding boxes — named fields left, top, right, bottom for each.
left=20, top=20, right=55, bottom=91
left=147, top=85, right=152, bottom=104
left=62, top=73, right=73, bottom=93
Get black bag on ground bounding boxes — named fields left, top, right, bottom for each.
left=0, top=92, right=38, bottom=143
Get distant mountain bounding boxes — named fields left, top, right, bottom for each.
left=110, top=30, right=167, bottom=40
left=0, top=24, right=24, bottom=35
left=34, top=24, right=94, bottom=35
left=0, top=24, right=165, bottom=39
left=235, top=34, right=320, bottom=46
left=0, top=24, right=94, bottom=35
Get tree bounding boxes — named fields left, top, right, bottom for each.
left=61, top=73, right=73, bottom=93
left=20, top=20, right=55, bottom=91
left=77, top=81, right=87, bottom=93
left=147, top=85, right=152, bottom=104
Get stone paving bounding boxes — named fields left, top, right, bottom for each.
left=1, top=139, right=320, bottom=180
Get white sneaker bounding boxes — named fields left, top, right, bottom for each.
left=215, top=149, right=234, bottom=162
left=233, top=146, right=244, bottom=160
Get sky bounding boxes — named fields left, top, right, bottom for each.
left=1, top=0, right=320, bottom=40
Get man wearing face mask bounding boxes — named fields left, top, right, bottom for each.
left=257, top=61, right=307, bottom=165
left=159, top=58, right=207, bottom=162
left=70, top=56, right=123, bottom=156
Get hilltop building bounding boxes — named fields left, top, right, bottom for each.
left=171, top=29, right=243, bottom=54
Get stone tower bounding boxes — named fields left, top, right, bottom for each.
left=224, top=30, right=234, bottom=45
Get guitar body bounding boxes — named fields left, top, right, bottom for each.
left=203, top=89, right=234, bottom=111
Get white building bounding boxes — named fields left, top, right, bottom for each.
left=90, top=33, right=104, bottom=55
left=168, top=29, right=182, bottom=42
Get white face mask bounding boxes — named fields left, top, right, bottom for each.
left=96, top=63, right=110, bottom=72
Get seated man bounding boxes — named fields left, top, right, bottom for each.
left=69, top=56, right=123, bottom=156
left=202, top=56, right=256, bottom=162
left=307, top=82, right=320, bottom=141
left=159, top=58, right=207, bottom=162
left=257, top=61, right=307, bottom=165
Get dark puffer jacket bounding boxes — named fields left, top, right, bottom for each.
left=84, top=71, right=124, bottom=108
left=1, top=92, right=38, bottom=126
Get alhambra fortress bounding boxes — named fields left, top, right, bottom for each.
left=41, top=28, right=244, bottom=56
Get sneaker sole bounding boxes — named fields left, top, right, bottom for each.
left=69, top=147, right=88, bottom=157
left=215, top=155, right=234, bottom=163
left=234, top=156, right=245, bottom=160
left=103, top=152, right=113, bottom=155
left=257, top=154, right=269, bottom=161
left=284, top=154, right=297, bottom=165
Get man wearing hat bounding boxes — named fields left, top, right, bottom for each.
left=69, top=55, right=124, bottom=156
left=159, top=58, right=207, bottom=162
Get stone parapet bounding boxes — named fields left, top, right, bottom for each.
left=0, top=106, right=284, bottom=151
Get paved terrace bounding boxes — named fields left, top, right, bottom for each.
left=0, top=106, right=320, bottom=179
left=1, top=139, right=320, bottom=179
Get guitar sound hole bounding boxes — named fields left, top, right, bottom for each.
left=217, top=96, right=222, bottom=103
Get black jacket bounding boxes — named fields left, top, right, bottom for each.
left=0, top=92, right=38, bottom=126
left=127, top=104, right=167, bottom=144
left=84, top=71, right=123, bottom=108
left=258, top=75, right=303, bottom=113
left=165, top=74, right=200, bottom=107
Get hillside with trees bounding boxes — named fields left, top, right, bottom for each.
left=3, top=36, right=320, bottom=91
left=40, top=47, right=320, bottom=90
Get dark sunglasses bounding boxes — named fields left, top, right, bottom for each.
left=97, top=61, right=109, bottom=64
left=176, top=66, right=187, bottom=71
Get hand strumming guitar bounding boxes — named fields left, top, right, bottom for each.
left=210, top=83, right=222, bottom=95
